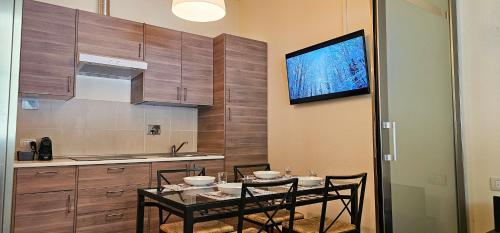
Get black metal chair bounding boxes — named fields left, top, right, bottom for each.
left=282, top=173, right=367, bottom=233
left=234, top=178, right=299, bottom=233
left=155, top=167, right=235, bottom=233
left=233, top=163, right=271, bottom=182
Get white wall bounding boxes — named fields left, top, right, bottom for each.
left=458, top=0, right=500, bottom=232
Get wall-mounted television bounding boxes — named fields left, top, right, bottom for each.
left=285, top=30, right=370, bottom=105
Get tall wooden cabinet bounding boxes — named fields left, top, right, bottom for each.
left=199, top=34, right=268, bottom=180
left=132, top=26, right=213, bottom=106
left=19, top=0, right=76, bottom=100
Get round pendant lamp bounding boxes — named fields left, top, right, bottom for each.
left=172, top=0, right=226, bottom=22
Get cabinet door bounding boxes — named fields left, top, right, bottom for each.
left=14, top=191, right=75, bottom=233
left=78, top=11, right=144, bottom=60
left=224, top=35, right=268, bottom=174
left=135, top=25, right=182, bottom=104
left=19, top=0, right=76, bottom=100
left=181, top=32, right=214, bottom=106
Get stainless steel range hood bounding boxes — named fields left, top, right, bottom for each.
left=76, top=53, right=148, bottom=80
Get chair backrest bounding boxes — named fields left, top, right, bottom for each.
left=237, top=178, right=298, bottom=233
left=156, top=167, right=206, bottom=192
left=319, top=173, right=367, bottom=232
left=233, top=163, right=271, bottom=182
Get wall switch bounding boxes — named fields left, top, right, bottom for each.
left=490, top=177, right=500, bottom=191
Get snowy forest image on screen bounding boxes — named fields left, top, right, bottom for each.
left=286, top=36, right=368, bottom=101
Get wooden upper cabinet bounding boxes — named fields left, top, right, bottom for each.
left=181, top=32, right=214, bottom=106
left=77, top=11, right=144, bottom=60
left=19, top=0, right=76, bottom=100
left=132, top=25, right=182, bottom=104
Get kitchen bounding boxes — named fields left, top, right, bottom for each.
left=1, top=0, right=473, bottom=232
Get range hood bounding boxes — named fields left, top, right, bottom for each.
left=76, top=53, right=148, bottom=80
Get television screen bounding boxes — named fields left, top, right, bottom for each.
left=285, top=30, right=370, bottom=104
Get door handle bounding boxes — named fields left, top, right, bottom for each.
left=227, top=89, right=231, bottom=103
left=138, top=43, right=142, bottom=58
left=66, top=194, right=71, bottom=213
left=383, top=122, right=397, bottom=161
left=177, top=87, right=181, bottom=100
left=184, top=88, right=187, bottom=101
left=228, top=107, right=232, bottom=121
left=67, top=76, right=72, bottom=93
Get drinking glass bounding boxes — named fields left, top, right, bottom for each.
left=308, top=169, right=318, bottom=177
left=284, top=167, right=292, bottom=178
left=242, top=175, right=253, bottom=183
left=217, top=172, right=227, bottom=184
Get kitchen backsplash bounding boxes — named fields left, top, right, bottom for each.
left=16, top=99, right=198, bottom=157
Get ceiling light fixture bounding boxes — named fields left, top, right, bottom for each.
left=172, top=0, right=226, bottom=22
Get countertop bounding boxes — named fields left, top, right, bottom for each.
left=13, top=155, right=224, bottom=168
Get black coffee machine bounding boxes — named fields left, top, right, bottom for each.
left=38, top=137, right=53, bottom=161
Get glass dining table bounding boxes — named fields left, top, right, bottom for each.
left=136, top=178, right=359, bottom=233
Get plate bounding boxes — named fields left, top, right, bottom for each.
left=183, top=176, right=215, bottom=186
left=297, top=176, right=323, bottom=186
left=253, top=171, right=281, bottom=179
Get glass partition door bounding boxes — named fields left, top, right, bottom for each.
left=375, top=0, right=466, bottom=232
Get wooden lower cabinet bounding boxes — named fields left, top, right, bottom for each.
left=76, top=208, right=147, bottom=233
left=14, top=191, right=75, bottom=233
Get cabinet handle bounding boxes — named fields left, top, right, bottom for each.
left=105, top=213, right=124, bottom=221
left=228, top=107, right=232, bottom=121
left=227, top=89, right=231, bottom=103
left=184, top=88, right=187, bottom=101
left=106, top=190, right=125, bottom=197
left=177, top=87, right=181, bottom=100
left=35, top=171, right=58, bottom=176
left=138, top=43, right=142, bottom=58
left=67, top=76, right=71, bottom=93
left=107, top=167, right=125, bottom=173
left=66, top=194, right=71, bottom=213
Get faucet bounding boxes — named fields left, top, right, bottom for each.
left=171, top=141, right=188, bottom=157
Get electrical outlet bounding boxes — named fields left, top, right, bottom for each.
left=147, top=125, right=161, bottom=135
left=490, top=177, right=500, bottom=191
left=20, top=139, right=36, bottom=149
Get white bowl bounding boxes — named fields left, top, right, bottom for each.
left=217, top=183, right=242, bottom=196
left=298, top=176, right=323, bottom=186
left=183, top=176, right=215, bottom=186
left=253, top=171, right=281, bottom=179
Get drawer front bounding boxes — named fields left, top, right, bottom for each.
left=14, top=191, right=75, bottom=233
left=76, top=208, right=146, bottom=233
left=77, top=185, right=144, bottom=214
left=16, top=166, right=76, bottom=194
left=78, top=163, right=149, bottom=189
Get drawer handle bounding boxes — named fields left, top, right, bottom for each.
left=35, top=171, right=58, bottom=176
left=106, top=213, right=124, bottom=221
left=107, top=167, right=125, bottom=173
left=106, top=190, right=124, bottom=197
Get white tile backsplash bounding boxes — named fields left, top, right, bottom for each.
left=16, top=99, right=198, bottom=157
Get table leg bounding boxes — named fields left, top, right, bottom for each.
left=136, top=192, right=145, bottom=233
left=184, top=210, right=194, bottom=233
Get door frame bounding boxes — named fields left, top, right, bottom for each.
left=0, top=0, right=22, bottom=232
left=372, top=0, right=467, bottom=232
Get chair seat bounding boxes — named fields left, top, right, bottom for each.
left=160, top=220, right=234, bottom=233
left=244, top=210, right=305, bottom=225
left=282, top=217, right=356, bottom=233
left=230, top=227, right=262, bottom=233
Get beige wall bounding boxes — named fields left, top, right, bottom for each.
left=458, top=0, right=500, bottom=232
left=238, top=0, right=376, bottom=232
